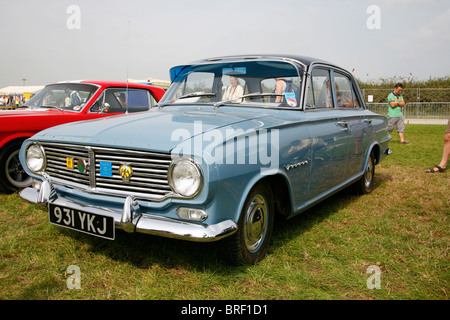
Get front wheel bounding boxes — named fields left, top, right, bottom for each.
left=0, top=141, right=32, bottom=193
left=221, top=181, right=274, bottom=265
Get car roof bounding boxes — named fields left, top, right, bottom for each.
left=191, top=54, right=333, bottom=66
left=169, top=54, right=339, bottom=81
left=52, top=80, right=158, bottom=89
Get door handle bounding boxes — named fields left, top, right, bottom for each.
left=363, top=119, right=373, bottom=124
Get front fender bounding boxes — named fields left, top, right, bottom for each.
left=0, top=132, right=35, bottom=149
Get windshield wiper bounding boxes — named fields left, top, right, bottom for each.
left=157, top=92, right=217, bottom=109
left=213, top=92, right=284, bottom=108
left=177, top=92, right=216, bottom=100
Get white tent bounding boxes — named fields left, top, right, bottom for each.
left=0, top=85, right=44, bottom=95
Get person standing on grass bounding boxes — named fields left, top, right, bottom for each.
left=426, top=118, right=450, bottom=173
left=387, top=83, right=410, bottom=144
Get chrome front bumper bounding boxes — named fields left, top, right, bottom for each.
left=19, top=180, right=237, bottom=242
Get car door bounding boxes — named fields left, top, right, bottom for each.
left=89, top=88, right=154, bottom=114
left=333, top=71, right=373, bottom=178
left=305, top=67, right=353, bottom=199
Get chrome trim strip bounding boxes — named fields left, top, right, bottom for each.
left=135, top=215, right=237, bottom=242
left=88, top=147, right=96, bottom=188
left=45, top=175, right=176, bottom=202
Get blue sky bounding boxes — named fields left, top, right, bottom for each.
left=1, top=0, right=449, bottom=87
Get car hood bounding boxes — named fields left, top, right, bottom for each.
left=32, top=107, right=278, bottom=153
left=0, top=108, right=83, bottom=132
left=0, top=108, right=64, bottom=116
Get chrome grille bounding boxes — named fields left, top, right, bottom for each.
left=41, top=143, right=173, bottom=201
left=44, top=144, right=90, bottom=185
left=93, top=147, right=172, bottom=196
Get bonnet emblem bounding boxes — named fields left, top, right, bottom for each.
left=119, top=164, right=133, bottom=182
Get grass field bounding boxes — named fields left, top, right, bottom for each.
left=0, top=124, right=448, bottom=301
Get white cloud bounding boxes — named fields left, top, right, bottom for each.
left=392, top=8, right=450, bottom=58
left=418, top=8, right=450, bottom=43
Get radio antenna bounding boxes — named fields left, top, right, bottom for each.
left=126, top=20, right=130, bottom=114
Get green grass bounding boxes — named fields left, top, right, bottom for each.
left=0, top=125, right=448, bottom=300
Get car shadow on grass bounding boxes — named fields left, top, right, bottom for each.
left=62, top=223, right=227, bottom=270
left=269, top=171, right=393, bottom=254
left=57, top=171, right=392, bottom=271
left=15, top=277, right=65, bottom=300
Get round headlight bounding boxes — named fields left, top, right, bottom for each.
left=26, top=144, right=46, bottom=174
left=169, top=159, right=202, bottom=198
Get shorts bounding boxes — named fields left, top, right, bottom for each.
left=446, top=118, right=450, bottom=133
left=387, top=117, right=405, bottom=133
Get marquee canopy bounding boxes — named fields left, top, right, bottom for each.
left=0, top=86, right=44, bottom=95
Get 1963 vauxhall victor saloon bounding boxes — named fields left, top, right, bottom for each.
left=19, top=55, right=391, bottom=265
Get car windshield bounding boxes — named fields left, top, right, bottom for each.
left=24, top=83, right=98, bottom=112
left=160, top=60, right=303, bottom=108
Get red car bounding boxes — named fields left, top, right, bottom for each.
left=0, top=80, right=165, bottom=193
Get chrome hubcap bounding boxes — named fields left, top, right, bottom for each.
left=6, top=150, right=31, bottom=188
left=244, top=194, right=268, bottom=253
left=364, top=158, right=374, bottom=189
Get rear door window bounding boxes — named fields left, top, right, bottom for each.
left=333, top=72, right=359, bottom=108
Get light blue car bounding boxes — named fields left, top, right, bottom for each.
left=19, top=55, right=391, bottom=265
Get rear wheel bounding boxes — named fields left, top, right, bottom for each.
left=0, top=141, right=32, bottom=193
left=221, top=181, right=274, bottom=265
left=353, top=151, right=375, bottom=195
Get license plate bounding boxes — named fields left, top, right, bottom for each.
left=49, top=203, right=115, bottom=240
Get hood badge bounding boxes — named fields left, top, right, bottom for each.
left=119, top=163, right=133, bottom=183
left=77, top=159, right=87, bottom=173
left=66, top=157, right=88, bottom=174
